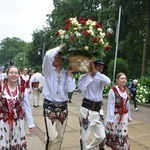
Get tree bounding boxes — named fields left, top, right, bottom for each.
left=0, top=37, right=30, bottom=69
left=141, top=0, right=150, bottom=76
left=100, top=0, right=150, bottom=78
left=27, top=29, right=44, bottom=67
left=107, top=58, right=129, bottom=81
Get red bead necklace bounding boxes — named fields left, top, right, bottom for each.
left=118, top=85, right=126, bottom=92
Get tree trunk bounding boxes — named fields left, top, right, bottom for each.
left=141, top=0, right=150, bottom=76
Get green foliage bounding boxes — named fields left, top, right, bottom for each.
left=74, top=72, right=82, bottom=89
left=107, top=58, right=129, bottom=81
left=136, top=76, right=150, bottom=103
left=74, top=72, right=81, bottom=82
left=0, top=37, right=30, bottom=70
left=99, top=0, right=149, bottom=77
left=27, top=29, right=46, bottom=68
left=103, top=84, right=112, bottom=95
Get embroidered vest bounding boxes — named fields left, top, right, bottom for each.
left=0, top=84, right=25, bottom=124
left=112, top=86, right=128, bottom=123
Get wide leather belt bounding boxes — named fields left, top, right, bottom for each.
left=43, top=99, right=68, bottom=111
left=82, top=98, right=102, bottom=112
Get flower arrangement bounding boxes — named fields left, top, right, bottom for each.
left=56, top=17, right=110, bottom=59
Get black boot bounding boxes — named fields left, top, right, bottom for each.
left=99, top=145, right=105, bottom=150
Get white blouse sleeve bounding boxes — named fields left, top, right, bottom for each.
left=126, top=100, right=132, bottom=121
left=106, top=89, right=115, bottom=123
left=23, top=89, right=35, bottom=128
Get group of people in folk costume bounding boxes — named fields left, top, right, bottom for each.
left=42, top=45, right=132, bottom=150
left=0, top=44, right=133, bottom=150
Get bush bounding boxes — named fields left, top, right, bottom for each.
left=136, top=76, right=150, bottom=103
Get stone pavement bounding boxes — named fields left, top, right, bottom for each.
left=26, top=91, right=150, bottom=150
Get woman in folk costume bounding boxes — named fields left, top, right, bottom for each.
left=19, top=67, right=31, bottom=89
left=0, top=66, right=35, bottom=150
left=105, top=72, right=132, bottom=150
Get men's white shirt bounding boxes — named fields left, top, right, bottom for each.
left=42, top=46, right=76, bottom=102
left=29, top=72, right=43, bottom=91
left=78, top=72, right=111, bottom=102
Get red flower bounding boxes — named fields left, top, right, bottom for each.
left=82, top=30, right=89, bottom=36
left=95, top=23, right=102, bottom=28
left=105, top=45, right=110, bottom=51
left=79, top=18, right=86, bottom=25
left=93, top=37, right=99, bottom=43
left=65, top=19, right=71, bottom=25
left=70, top=36, right=76, bottom=41
left=107, top=32, right=113, bottom=36
left=65, top=25, right=70, bottom=30
left=79, top=17, right=85, bottom=21
left=55, top=31, right=59, bottom=36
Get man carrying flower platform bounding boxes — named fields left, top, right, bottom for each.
left=42, top=44, right=76, bottom=150
left=78, top=59, right=111, bottom=150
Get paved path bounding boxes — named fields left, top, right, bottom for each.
left=26, top=91, right=150, bottom=150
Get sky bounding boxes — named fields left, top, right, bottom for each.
left=0, top=0, right=54, bottom=43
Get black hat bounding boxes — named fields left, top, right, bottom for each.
left=93, top=59, right=108, bottom=71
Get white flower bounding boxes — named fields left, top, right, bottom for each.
left=75, top=31, right=81, bottom=37
left=142, top=98, right=146, bottom=103
left=84, top=46, right=89, bottom=50
left=97, top=28, right=102, bottom=32
left=100, top=32, right=106, bottom=38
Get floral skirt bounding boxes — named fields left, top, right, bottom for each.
left=105, top=113, right=130, bottom=150
left=0, top=119, right=27, bottom=150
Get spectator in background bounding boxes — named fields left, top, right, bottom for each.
left=29, top=69, right=44, bottom=107
left=128, top=79, right=139, bottom=111
left=20, top=67, right=30, bottom=89
left=68, top=77, right=76, bottom=103
left=0, top=69, right=4, bottom=84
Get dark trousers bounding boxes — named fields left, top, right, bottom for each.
left=68, top=92, right=73, bottom=100
left=131, top=95, right=137, bottom=108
